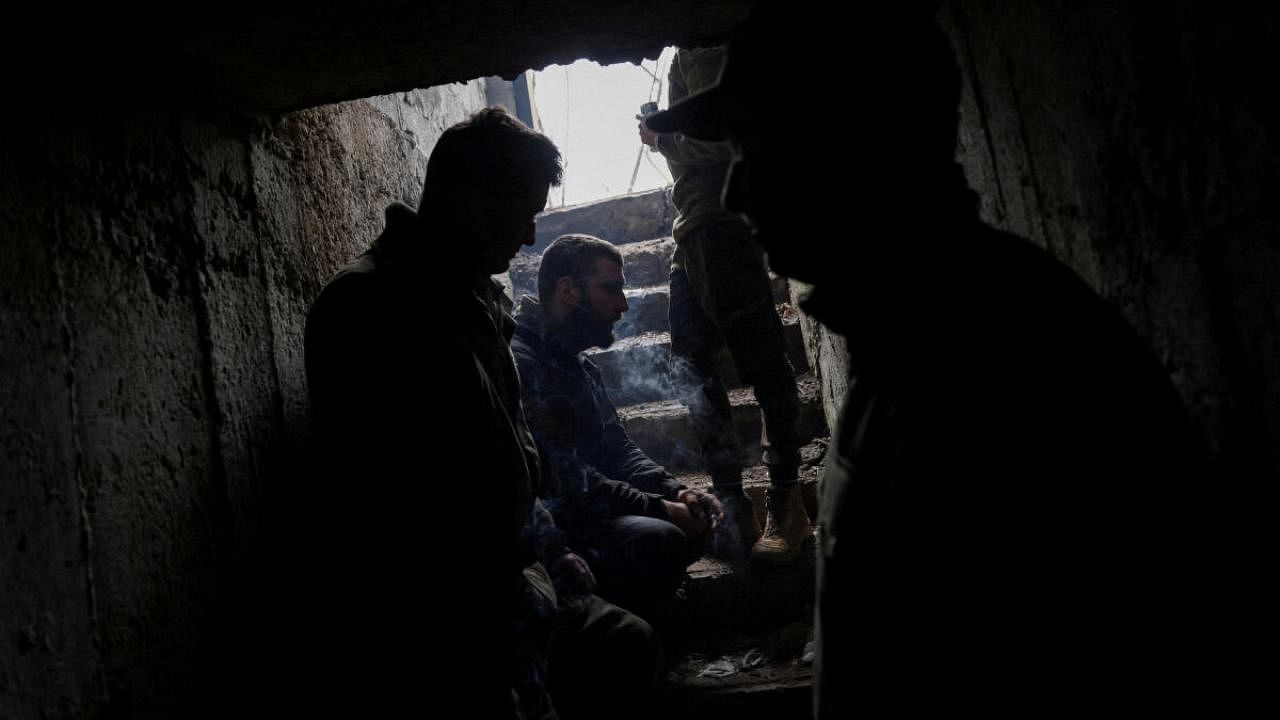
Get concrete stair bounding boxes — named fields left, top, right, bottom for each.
left=522, top=189, right=826, bottom=720
left=616, top=286, right=669, bottom=340
left=675, top=439, right=826, bottom=524
left=618, top=375, right=827, bottom=474
left=531, top=188, right=677, bottom=254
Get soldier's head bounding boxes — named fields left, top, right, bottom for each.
left=646, top=2, right=965, bottom=284
left=421, top=107, right=563, bottom=276
left=539, top=234, right=629, bottom=351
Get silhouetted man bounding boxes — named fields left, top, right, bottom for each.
left=304, top=108, right=567, bottom=719
left=639, top=47, right=810, bottom=563
left=513, top=234, right=721, bottom=624
left=648, top=3, right=1245, bottom=715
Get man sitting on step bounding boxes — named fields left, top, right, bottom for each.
left=513, top=233, right=722, bottom=624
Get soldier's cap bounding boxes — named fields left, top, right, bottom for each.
left=647, top=3, right=956, bottom=144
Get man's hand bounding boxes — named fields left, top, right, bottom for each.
left=549, top=551, right=596, bottom=597
left=663, top=498, right=711, bottom=537
left=677, top=488, right=725, bottom=527
left=637, top=119, right=659, bottom=148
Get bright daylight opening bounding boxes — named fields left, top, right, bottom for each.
left=531, top=48, right=678, bottom=208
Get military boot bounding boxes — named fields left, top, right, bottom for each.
left=709, top=487, right=762, bottom=561
left=751, top=484, right=813, bottom=564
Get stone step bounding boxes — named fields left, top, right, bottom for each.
left=615, top=278, right=791, bottom=340
left=586, top=314, right=810, bottom=407
left=532, top=187, right=675, bottom=254
left=617, top=374, right=828, bottom=474
left=675, top=439, right=827, bottom=526
left=619, top=236, right=677, bottom=289
left=663, top=619, right=814, bottom=720
left=586, top=331, right=672, bottom=408
left=614, top=285, right=670, bottom=340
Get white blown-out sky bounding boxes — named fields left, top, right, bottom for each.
left=531, top=47, right=678, bottom=208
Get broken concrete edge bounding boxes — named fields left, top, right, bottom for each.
left=532, top=187, right=675, bottom=251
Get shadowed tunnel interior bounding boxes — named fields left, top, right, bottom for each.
left=2, top=1, right=1278, bottom=717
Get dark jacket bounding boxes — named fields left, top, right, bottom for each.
left=511, top=298, right=685, bottom=534
left=302, top=203, right=552, bottom=717
left=811, top=215, right=1245, bottom=714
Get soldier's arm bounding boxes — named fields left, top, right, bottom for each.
left=652, top=48, right=735, bottom=166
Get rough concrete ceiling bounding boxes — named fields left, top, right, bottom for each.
left=49, top=1, right=753, bottom=114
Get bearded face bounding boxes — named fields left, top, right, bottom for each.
left=565, top=257, right=629, bottom=351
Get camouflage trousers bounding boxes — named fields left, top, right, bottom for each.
left=669, top=218, right=801, bottom=488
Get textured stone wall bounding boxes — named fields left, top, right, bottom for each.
left=252, top=83, right=491, bottom=459
left=0, top=82, right=486, bottom=719
left=788, top=281, right=849, bottom=437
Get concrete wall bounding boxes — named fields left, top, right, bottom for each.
left=789, top=281, right=849, bottom=439
left=0, top=82, right=487, bottom=719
